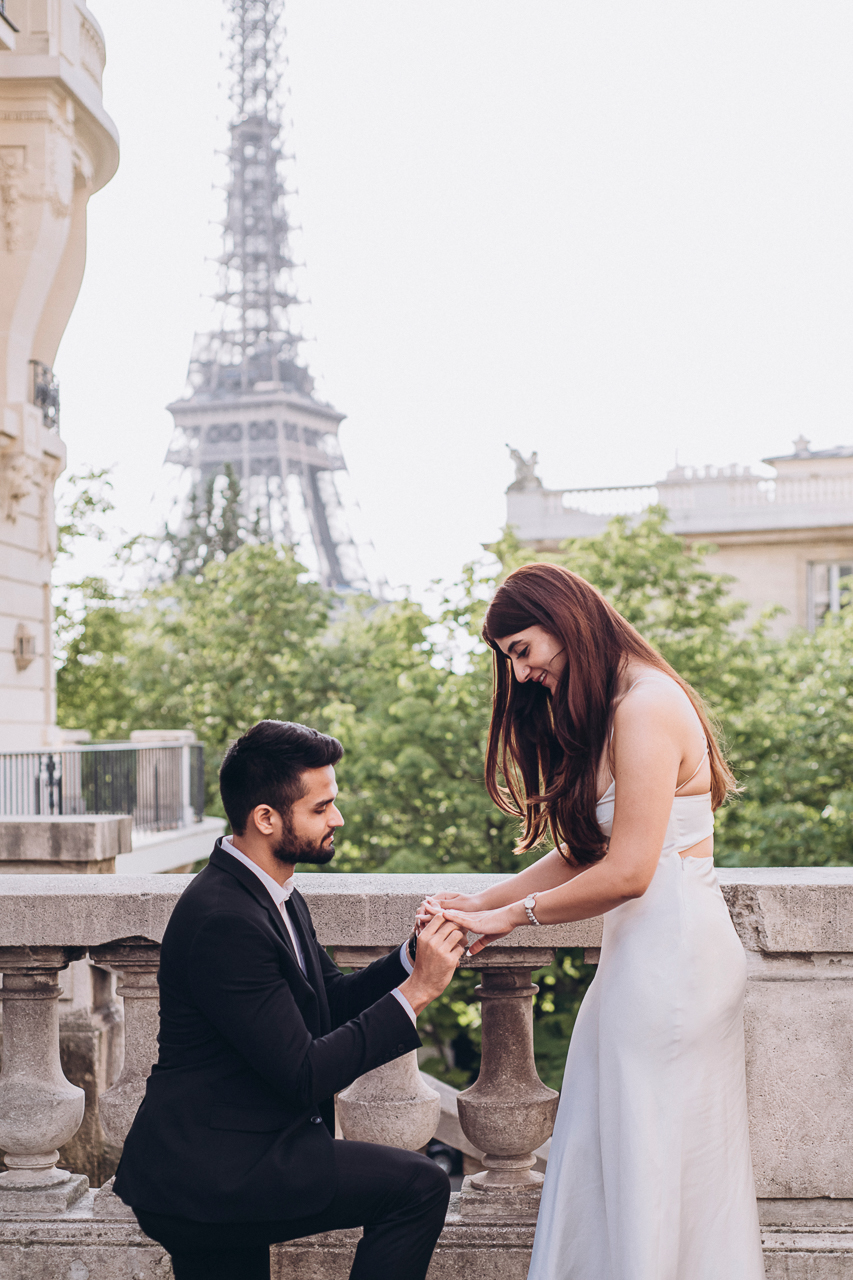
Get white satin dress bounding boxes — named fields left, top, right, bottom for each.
left=527, top=758, right=765, bottom=1279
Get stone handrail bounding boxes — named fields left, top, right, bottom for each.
left=0, top=872, right=597, bottom=949
left=509, top=469, right=853, bottom=544
left=1, top=869, right=853, bottom=1274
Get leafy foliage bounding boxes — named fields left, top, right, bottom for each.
left=716, top=612, right=853, bottom=865
left=55, top=576, right=136, bottom=741
left=314, top=598, right=517, bottom=875
left=136, top=543, right=330, bottom=773
left=162, top=465, right=248, bottom=579
left=55, top=467, right=116, bottom=558
left=53, top=469, right=137, bottom=739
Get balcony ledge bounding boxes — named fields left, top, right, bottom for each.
left=1, top=868, right=852, bottom=1276
left=1, top=867, right=852, bottom=952
left=0, top=1192, right=847, bottom=1279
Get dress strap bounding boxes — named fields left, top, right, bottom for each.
left=674, top=741, right=709, bottom=793
left=624, top=675, right=665, bottom=696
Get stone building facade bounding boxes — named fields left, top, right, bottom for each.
left=0, top=0, right=118, bottom=751
left=507, top=437, right=853, bottom=635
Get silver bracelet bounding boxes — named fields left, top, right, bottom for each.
left=523, top=894, right=541, bottom=926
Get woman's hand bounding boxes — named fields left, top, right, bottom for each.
left=441, top=903, right=522, bottom=956
left=414, top=892, right=484, bottom=935
left=431, top=891, right=485, bottom=912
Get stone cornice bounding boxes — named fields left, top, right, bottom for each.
left=0, top=55, right=119, bottom=190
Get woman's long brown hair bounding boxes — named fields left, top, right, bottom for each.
left=482, top=562, right=737, bottom=865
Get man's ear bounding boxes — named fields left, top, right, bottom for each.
left=249, top=804, right=277, bottom=837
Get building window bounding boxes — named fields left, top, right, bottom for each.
left=808, top=562, right=853, bottom=630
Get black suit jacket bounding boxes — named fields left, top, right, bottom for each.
left=114, top=842, right=421, bottom=1222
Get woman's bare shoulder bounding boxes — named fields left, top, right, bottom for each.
left=615, top=669, right=697, bottom=728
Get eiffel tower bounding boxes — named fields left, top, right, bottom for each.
left=164, top=0, right=371, bottom=591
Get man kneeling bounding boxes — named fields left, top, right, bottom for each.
left=115, top=720, right=465, bottom=1280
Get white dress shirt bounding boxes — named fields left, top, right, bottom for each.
left=220, top=838, right=416, bottom=1023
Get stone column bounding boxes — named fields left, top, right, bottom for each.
left=55, top=957, right=123, bottom=1187
left=0, top=815, right=133, bottom=874
left=334, top=946, right=441, bottom=1151
left=0, top=944, right=88, bottom=1217
left=721, top=876, right=853, bottom=1239
left=455, top=947, right=559, bottom=1220
left=0, top=816, right=133, bottom=1187
left=88, top=939, right=161, bottom=1217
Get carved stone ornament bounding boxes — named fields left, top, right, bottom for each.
left=0, top=145, right=26, bottom=253
left=2, top=451, right=37, bottom=521
left=79, top=14, right=106, bottom=89
left=0, top=122, right=75, bottom=254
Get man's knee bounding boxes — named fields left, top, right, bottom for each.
left=333, top=1139, right=450, bottom=1221
left=406, top=1151, right=451, bottom=1211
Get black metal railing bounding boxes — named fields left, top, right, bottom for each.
left=0, top=743, right=204, bottom=833
left=0, top=2, right=20, bottom=32
left=190, top=744, right=206, bottom=826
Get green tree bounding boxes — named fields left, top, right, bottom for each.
left=57, top=499, right=786, bottom=860
left=54, top=468, right=137, bottom=740
left=55, top=466, right=115, bottom=558
left=715, top=611, right=853, bottom=865
left=59, top=544, right=328, bottom=791
left=162, top=464, right=247, bottom=579
left=56, top=576, right=136, bottom=740
left=134, top=542, right=330, bottom=805
left=312, top=596, right=517, bottom=875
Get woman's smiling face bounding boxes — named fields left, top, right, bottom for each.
left=495, top=625, right=566, bottom=694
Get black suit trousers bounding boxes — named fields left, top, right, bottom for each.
left=136, top=1139, right=450, bottom=1280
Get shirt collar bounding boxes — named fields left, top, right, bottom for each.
left=221, top=836, right=295, bottom=907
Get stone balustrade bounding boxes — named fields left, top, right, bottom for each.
left=335, top=945, right=443, bottom=1152
left=0, top=870, right=851, bottom=1278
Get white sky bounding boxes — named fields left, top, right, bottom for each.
left=55, top=0, right=853, bottom=598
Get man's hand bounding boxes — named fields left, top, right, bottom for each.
left=398, top=911, right=466, bottom=1016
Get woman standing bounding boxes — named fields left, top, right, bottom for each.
left=431, top=562, right=765, bottom=1280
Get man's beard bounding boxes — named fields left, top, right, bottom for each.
left=271, top=810, right=336, bottom=867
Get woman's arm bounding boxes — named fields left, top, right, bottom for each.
left=426, top=849, right=588, bottom=919
left=443, top=687, right=690, bottom=952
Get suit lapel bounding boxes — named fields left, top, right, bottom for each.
left=286, top=890, right=327, bottom=1016
left=209, top=842, right=307, bottom=977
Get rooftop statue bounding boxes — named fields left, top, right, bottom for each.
left=507, top=445, right=543, bottom=490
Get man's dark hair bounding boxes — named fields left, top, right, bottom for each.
left=219, top=721, right=343, bottom=835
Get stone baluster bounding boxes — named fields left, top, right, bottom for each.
left=455, top=947, right=559, bottom=1220
left=87, top=938, right=161, bottom=1217
left=334, top=946, right=441, bottom=1151
left=0, top=944, right=88, bottom=1217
